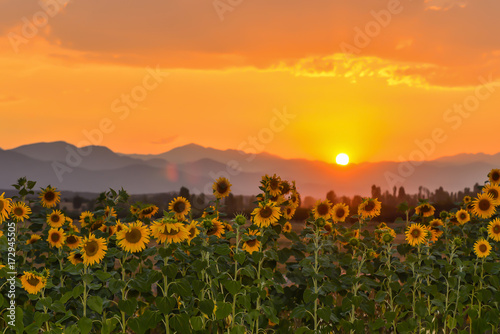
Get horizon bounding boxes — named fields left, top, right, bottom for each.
left=1, top=1, right=499, bottom=164
left=2, top=139, right=500, bottom=165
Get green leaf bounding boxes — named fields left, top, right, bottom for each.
left=60, top=291, right=73, bottom=304
left=234, top=251, right=246, bottom=265
left=303, top=289, right=316, bottom=304
left=291, top=305, right=307, bottom=319
left=190, top=316, right=204, bottom=331
left=215, top=302, right=232, bottom=320
left=231, top=325, right=246, bottom=334
left=162, top=264, right=178, bottom=279
left=82, top=274, right=93, bottom=285
left=223, top=280, right=242, bottom=295
left=95, top=270, right=112, bottom=282
left=317, top=307, right=331, bottom=322
left=156, top=296, right=176, bottom=314
left=374, top=290, right=387, bottom=303
left=101, top=318, right=119, bottom=334
left=87, top=295, right=103, bottom=314
left=78, top=317, right=93, bottom=334
left=199, top=300, right=214, bottom=316
left=73, top=284, right=84, bottom=298
left=215, top=244, right=231, bottom=255
left=170, top=313, right=190, bottom=333
left=171, top=280, right=191, bottom=297
left=118, top=299, right=137, bottom=316
left=64, top=324, right=80, bottom=334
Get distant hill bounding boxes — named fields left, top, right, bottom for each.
left=1, top=141, right=496, bottom=197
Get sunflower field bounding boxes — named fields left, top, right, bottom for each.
left=1, top=170, right=500, bottom=333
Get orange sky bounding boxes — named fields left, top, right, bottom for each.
left=1, top=0, right=499, bottom=164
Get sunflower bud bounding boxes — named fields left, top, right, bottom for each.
left=479, top=227, right=488, bottom=234
left=234, top=214, right=246, bottom=226
left=439, top=211, right=449, bottom=219
left=382, top=232, right=395, bottom=244
left=453, top=237, right=463, bottom=247
left=316, top=218, right=326, bottom=227
left=349, top=237, right=360, bottom=247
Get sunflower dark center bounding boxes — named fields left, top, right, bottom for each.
left=324, top=225, right=332, bottom=232
left=163, top=226, right=180, bottom=236
left=479, top=244, right=487, bottom=253
left=188, top=227, right=196, bottom=238
left=44, top=191, right=55, bottom=201
left=50, top=233, right=60, bottom=242
left=142, top=207, right=154, bottom=215
left=67, top=235, right=77, bottom=244
left=207, top=226, right=218, bottom=236
left=27, top=276, right=40, bottom=286
left=269, top=179, right=279, bottom=190
left=494, top=225, right=500, bottom=234
left=259, top=207, right=273, bottom=219
left=317, top=204, right=329, bottom=215
left=84, top=240, right=99, bottom=256
left=281, top=182, right=290, bottom=194
left=51, top=214, right=60, bottom=223
left=479, top=199, right=491, bottom=211
left=74, top=253, right=83, bottom=261
left=125, top=228, right=142, bottom=243
left=492, top=171, right=500, bottom=182
left=488, top=189, right=499, bottom=199
left=13, top=207, right=23, bottom=216
left=459, top=213, right=467, bottom=220
left=364, top=201, right=375, bottom=212
left=0, top=201, right=4, bottom=211
left=336, top=208, right=345, bottom=218
left=217, top=182, right=228, bottom=194
left=246, top=239, right=258, bottom=247
left=173, top=201, right=185, bottom=213
left=411, top=229, right=421, bottom=238
left=420, top=205, right=431, bottom=213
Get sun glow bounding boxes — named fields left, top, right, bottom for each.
left=336, top=153, right=349, bottom=166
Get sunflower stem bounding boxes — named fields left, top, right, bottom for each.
left=82, top=265, right=88, bottom=318
left=163, top=251, right=170, bottom=334
left=120, top=255, right=128, bottom=334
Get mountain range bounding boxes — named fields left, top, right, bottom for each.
left=0, top=141, right=497, bottom=197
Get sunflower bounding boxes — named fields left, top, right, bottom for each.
left=90, top=218, right=104, bottom=231
left=358, top=198, right=382, bottom=219
left=68, top=252, right=84, bottom=265
left=405, top=223, right=427, bottom=247
left=483, top=184, right=500, bottom=201
left=10, top=201, right=31, bottom=222
left=80, top=234, right=107, bottom=266
left=202, top=206, right=219, bottom=219
left=487, top=219, right=500, bottom=242
left=65, top=234, right=81, bottom=250
left=463, top=196, right=472, bottom=204
left=213, top=177, right=232, bottom=199
left=0, top=193, right=12, bottom=223
left=332, top=203, right=349, bottom=222
left=415, top=203, right=435, bottom=218
left=66, top=220, right=80, bottom=233
left=47, top=209, right=65, bottom=228
left=206, top=219, right=225, bottom=238
left=429, top=219, right=444, bottom=238
left=99, top=224, right=116, bottom=238
left=425, top=226, right=439, bottom=244
left=150, top=219, right=189, bottom=244
left=283, top=221, right=292, bottom=233
left=375, top=225, right=396, bottom=243
left=265, top=174, right=282, bottom=197
left=251, top=202, right=281, bottom=228
left=168, top=197, right=191, bottom=220
left=474, top=239, right=492, bottom=258
left=323, top=222, right=334, bottom=236
left=289, top=190, right=300, bottom=208
left=280, top=180, right=292, bottom=196
left=313, top=200, right=332, bottom=220
left=242, top=230, right=261, bottom=254
left=20, top=271, right=47, bottom=294
left=39, top=186, right=61, bottom=208
left=117, top=221, right=151, bottom=253
left=139, top=205, right=159, bottom=219
left=488, top=169, right=500, bottom=185
left=104, top=206, right=117, bottom=219
left=47, top=228, right=66, bottom=248
left=472, top=193, right=498, bottom=219
left=115, top=220, right=126, bottom=233
left=79, top=211, right=94, bottom=227
left=186, top=221, right=200, bottom=244
left=283, top=206, right=296, bottom=220
left=456, top=209, right=470, bottom=225
left=26, top=234, right=41, bottom=245
left=269, top=194, right=285, bottom=206
left=130, top=205, right=140, bottom=215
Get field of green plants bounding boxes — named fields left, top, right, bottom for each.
left=1, top=170, right=500, bottom=333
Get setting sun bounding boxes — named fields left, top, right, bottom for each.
left=336, top=153, right=349, bottom=166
